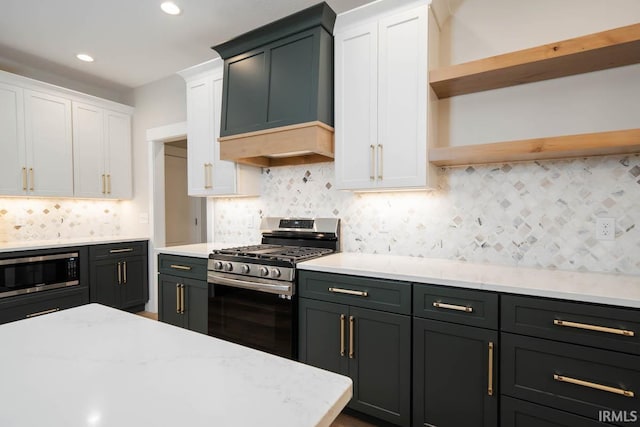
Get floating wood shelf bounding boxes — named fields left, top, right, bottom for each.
left=429, top=23, right=640, bottom=98
left=429, top=129, right=640, bottom=167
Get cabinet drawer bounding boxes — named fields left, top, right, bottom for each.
left=158, top=254, right=208, bottom=280
left=501, top=332, right=640, bottom=423
left=413, top=284, right=498, bottom=329
left=502, top=295, right=640, bottom=355
left=0, top=286, right=88, bottom=324
left=501, top=396, right=612, bottom=427
left=90, top=241, right=147, bottom=260
left=298, top=271, right=411, bottom=315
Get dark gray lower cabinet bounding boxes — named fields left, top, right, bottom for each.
left=299, top=298, right=411, bottom=426
left=158, top=274, right=208, bottom=334
left=0, top=286, right=88, bottom=324
left=413, top=318, right=498, bottom=427
left=502, top=396, right=612, bottom=427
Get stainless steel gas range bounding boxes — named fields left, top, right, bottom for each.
left=207, top=217, right=339, bottom=358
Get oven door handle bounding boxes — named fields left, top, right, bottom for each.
left=208, top=274, right=292, bottom=296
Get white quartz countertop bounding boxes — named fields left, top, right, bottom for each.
left=0, top=304, right=352, bottom=427
left=298, top=253, right=640, bottom=309
left=0, top=236, right=148, bottom=253
left=154, top=242, right=246, bottom=258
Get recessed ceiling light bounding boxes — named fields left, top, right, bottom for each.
left=161, top=1, right=181, bottom=15
left=76, top=53, right=94, bottom=63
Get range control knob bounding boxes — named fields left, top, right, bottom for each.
left=241, top=264, right=250, bottom=274
left=213, top=261, right=223, bottom=270
left=224, top=262, right=233, bottom=272
left=271, top=268, right=281, bottom=278
left=259, top=267, right=269, bottom=277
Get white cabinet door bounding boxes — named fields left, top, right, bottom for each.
left=335, top=22, right=378, bottom=190
left=377, top=7, right=427, bottom=189
left=105, top=110, right=132, bottom=199
left=0, top=82, right=25, bottom=195
left=186, top=77, right=214, bottom=196
left=210, top=76, right=238, bottom=195
left=24, top=89, right=73, bottom=197
left=73, top=102, right=105, bottom=198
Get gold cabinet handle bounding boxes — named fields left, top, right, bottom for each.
left=432, top=302, right=473, bottom=313
left=107, top=174, right=111, bottom=194
left=488, top=342, right=494, bottom=396
left=102, top=174, right=106, bottom=194
left=110, top=248, right=134, bottom=254
left=204, top=163, right=213, bottom=189
left=377, top=144, right=383, bottom=180
left=170, top=264, right=192, bottom=271
left=181, top=284, right=185, bottom=314
left=176, top=284, right=181, bottom=314
left=369, top=145, right=375, bottom=180
left=117, top=262, right=122, bottom=285
left=554, top=319, right=635, bottom=337
left=29, top=168, right=34, bottom=191
left=328, top=287, right=368, bottom=297
left=349, top=315, right=355, bottom=359
left=22, top=167, right=27, bottom=191
left=26, top=308, right=59, bottom=318
left=340, top=314, right=346, bottom=356
left=123, top=261, right=127, bottom=284
left=553, top=374, right=634, bottom=398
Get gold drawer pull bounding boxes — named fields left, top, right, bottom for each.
left=554, top=319, right=635, bottom=337
left=488, top=342, right=494, bottom=396
left=433, top=302, right=473, bottom=313
left=328, top=287, right=368, bottom=297
left=340, top=314, right=346, bottom=356
left=110, top=248, right=134, bottom=254
left=26, top=308, right=60, bottom=318
left=554, top=374, right=634, bottom=398
left=170, top=264, right=192, bottom=271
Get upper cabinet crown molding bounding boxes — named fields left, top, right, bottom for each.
left=429, top=23, right=640, bottom=99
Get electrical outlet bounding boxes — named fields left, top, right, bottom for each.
left=595, top=217, right=615, bottom=241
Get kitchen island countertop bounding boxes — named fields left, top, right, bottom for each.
left=0, top=304, right=352, bottom=427
left=298, top=253, right=640, bottom=309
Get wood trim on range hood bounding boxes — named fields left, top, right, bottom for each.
left=218, top=121, right=334, bottom=167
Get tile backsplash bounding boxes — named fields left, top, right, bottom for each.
left=0, top=198, right=123, bottom=242
left=214, top=154, right=640, bottom=275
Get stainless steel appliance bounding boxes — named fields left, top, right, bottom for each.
left=0, top=252, right=80, bottom=299
left=207, top=217, right=339, bottom=358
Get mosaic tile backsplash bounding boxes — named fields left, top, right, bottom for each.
left=0, top=198, right=123, bottom=242
left=214, top=155, right=640, bottom=275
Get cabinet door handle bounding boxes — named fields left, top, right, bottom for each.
left=340, top=314, right=346, bottom=356
left=377, top=144, right=383, bottom=180
left=553, top=319, right=635, bottom=337
left=204, top=163, right=213, bottom=189
left=117, top=262, right=122, bottom=285
left=102, top=174, right=106, bottom=194
left=349, top=316, right=355, bottom=359
left=176, top=284, right=181, bottom=314
left=180, top=284, right=186, bottom=314
left=110, top=248, right=134, bottom=254
left=170, top=264, right=192, bottom=271
left=553, top=374, right=634, bottom=398
left=29, top=168, right=34, bottom=191
left=26, top=308, right=59, bottom=318
left=22, top=167, right=27, bottom=191
left=107, top=174, right=111, bottom=194
left=328, top=287, right=368, bottom=297
left=432, top=302, right=473, bottom=313
left=369, top=145, right=375, bottom=180
left=122, top=261, right=127, bottom=284
left=487, top=342, right=494, bottom=396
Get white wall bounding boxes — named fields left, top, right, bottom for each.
left=436, top=0, right=640, bottom=148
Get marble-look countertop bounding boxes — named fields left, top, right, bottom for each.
left=0, top=236, right=149, bottom=253
left=0, top=304, right=352, bottom=427
left=298, top=253, right=640, bottom=309
left=154, top=242, right=245, bottom=259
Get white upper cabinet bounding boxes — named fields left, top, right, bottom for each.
left=0, top=70, right=134, bottom=199
left=180, top=59, right=260, bottom=197
left=73, top=102, right=132, bottom=199
left=335, top=0, right=435, bottom=191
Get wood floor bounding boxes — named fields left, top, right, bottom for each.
left=136, top=312, right=378, bottom=426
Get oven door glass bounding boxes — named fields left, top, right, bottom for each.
left=208, top=283, right=294, bottom=359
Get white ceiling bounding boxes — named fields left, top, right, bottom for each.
left=0, top=0, right=376, bottom=89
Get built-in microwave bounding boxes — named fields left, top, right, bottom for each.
left=0, top=252, right=80, bottom=299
